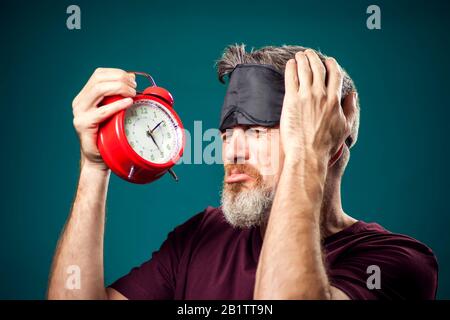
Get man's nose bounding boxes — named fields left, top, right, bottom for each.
left=225, top=128, right=250, bottom=164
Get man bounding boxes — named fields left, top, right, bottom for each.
left=48, top=44, right=438, bottom=300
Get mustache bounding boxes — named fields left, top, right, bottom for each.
left=224, top=163, right=262, bottom=180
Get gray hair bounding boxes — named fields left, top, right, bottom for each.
left=216, top=44, right=360, bottom=148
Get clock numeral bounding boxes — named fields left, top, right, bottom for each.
left=167, top=132, right=171, bottom=139
left=166, top=144, right=171, bottom=150
left=141, top=108, right=148, bottom=115
left=126, top=118, right=132, bottom=125
left=130, top=110, right=137, bottom=117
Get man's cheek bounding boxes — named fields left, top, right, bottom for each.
left=222, top=144, right=239, bottom=165
left=255, top=137, right=281, bottom=177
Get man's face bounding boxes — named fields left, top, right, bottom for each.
left=220, top=125, right=284, bottom=228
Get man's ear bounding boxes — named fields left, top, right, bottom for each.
left=342, top=92, right=357, bottom=149
left=345, top=136, right=354, bottom=148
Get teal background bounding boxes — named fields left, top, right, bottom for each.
left=1, top=0, right=449, bottom=299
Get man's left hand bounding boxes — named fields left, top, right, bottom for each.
left=280, top=49, right=357, bottom=165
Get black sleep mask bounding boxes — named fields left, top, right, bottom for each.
left=219, top=63, right=353, bottom=147
left=219, top=64, right=284, bottom=131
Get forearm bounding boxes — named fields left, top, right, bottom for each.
left=254, top=154, right=331, bottom=299
left=47, top=160, right=110, bottom=299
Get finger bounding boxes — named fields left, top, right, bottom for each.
left=295, top=51, right=312, bottom=93
left=324, top=57, right=344, bottom=101
left=304, top=49, right=326, bottom=88
left=342, top=91, right=357, bottom=135
left=284, top=59, right=299, bottom=94
left=76, top=81, right=137, bottom=112
left=92, top=97, right=134, bottom=124
left=89, top=68, right=136, bottom=87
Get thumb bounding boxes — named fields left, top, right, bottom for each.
left=94, top=97, right=134, bottom=124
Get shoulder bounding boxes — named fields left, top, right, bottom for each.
left=351, top=221, right=437, bottom=266
left=169, top=206, right=228, bottom=241
left=174, top=205, right=225, bottom=228
left=329, top=221, right=439, bottom=299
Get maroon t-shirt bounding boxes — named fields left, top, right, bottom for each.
left=109, top=206, right=438, bottom=300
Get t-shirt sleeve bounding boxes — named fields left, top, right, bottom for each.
left=328, top=234, right=439, bottom=300
left=108, top=212, right=204, bottom=299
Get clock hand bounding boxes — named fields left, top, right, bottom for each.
left=146, top=129, right=163, bottom=152
left=145, top=128, right=178, bottom=182
left=150, top=120, right=164, bottom=134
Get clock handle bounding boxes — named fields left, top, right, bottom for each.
left=127, top=71, right=157, bottom=88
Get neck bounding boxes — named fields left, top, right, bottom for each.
left=260, top=171, right=357, bottom=240
left=319, top=172, right=357, bottom=238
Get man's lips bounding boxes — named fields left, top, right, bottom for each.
left=225, top=173, right=254, bottom=183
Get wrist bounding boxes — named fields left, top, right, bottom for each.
left=80, top=157, right=111, bottom=177
left=283, top=149, right=328, bottom=194
left=284, top=148, right=328, bottom=172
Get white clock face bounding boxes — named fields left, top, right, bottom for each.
left=124, top=99, right=182, bottom=164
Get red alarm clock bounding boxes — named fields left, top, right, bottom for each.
left=97, top=72, right=185, bottom=184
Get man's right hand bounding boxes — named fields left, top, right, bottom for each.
left=72, top=68, right=137, bottom=171
left=47, top=68, right=137, bottom=300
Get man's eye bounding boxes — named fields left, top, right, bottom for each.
left=247, top=128, right=267, bottom=138
left=222, top=131, right=233, bottom=142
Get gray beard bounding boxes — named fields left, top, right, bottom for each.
left=220, top=185, right=275, bottom=228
